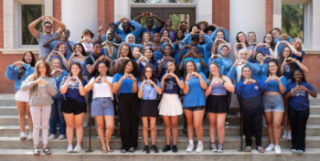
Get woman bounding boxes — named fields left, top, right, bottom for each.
left=173, top=29, right=185, bottom=62
left=138, top=65, right=162, bottom=153
left=248, top=32, right=257, bottom=46
left=262, top=59, right=286, bottom=154
left=158, top=60, right=184, bottom=153
left=5, top=51, right=36, bottom=141
left=60, top=62, right=87, bottom=153
left=48, top=58, right=68, bottom=140
left=114, top=43, right=135, bottom=73
left=291, top=38, right=305, bottom=62
left=125, top=34, right=143, bottom=50
left=152, top=33, right=164, bottom=64
left=21, top=60, right=57, bottom=155
left=84, top=61, right=114, bottom=153
left=46, top=42, right=69, bottom=70
left=132, top=46, right=142, bottom=61
left=235, top=66, right=267, bottom=153
left=112, top=59, right=139, bottom=153
left=141, top=31, right=153, bottom=45
left=67, top=43, right=89, bottom=79
left=137, top=48, right=158, bottom=76
left=285, top=69, right=317, bottom=154
left=160, top=18, right=175, bottom=42
left=205, top=62, right=234, bottom=152
left=183, top=60, right=208, bottom=153
left=79, top=29, right=95, bottom=55
left=158, top=44, right=176, bottom=78
left=234, top=32, right=254, bottom=61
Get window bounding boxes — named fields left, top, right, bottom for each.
left=132, top=0, right=195, bottom=3
left=281, top=4, right=304, bottom=40
left=169, top=14, right=190, bottom=30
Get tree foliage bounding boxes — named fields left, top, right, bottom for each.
left=21, top=5, right=43, bottom=45
left=281, top=5, right=304, bottom=39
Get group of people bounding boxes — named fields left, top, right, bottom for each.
left=4, top=13, right=317, bottom=155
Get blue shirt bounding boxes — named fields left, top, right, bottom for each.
left=138, top=80, right=161, bottom=100
left=112, top=73, right=136, bottom=94
left=209, top=28, right=230, bottom=42
left=52, top=70, right=69, bottom=99
left=5, top=64, right=35, bottom=92
left=60, top=76, right=87, bottom=102
left=210, top=83, right=227, bottom=95
left=286, top=82, right=315, bottom=111
left=152, top=45, right=163, bottom=64
left=261, top=76, right=287, bottom=92
left=115, top=20, right=142, bottom=43
left=140, top=26, right=160, bottom=38
left=163, top=77, right=182, bottom=94
left=228, top=62, right=261, bottom=82
left=183, top=72, right=208, bottom=107
left=49, top=40, right=75, bottom=58
left=49, top=55, right=69, bottom=70
left=184, top=57, right=203, bottom=73
left=138, top=61, right=158, bottom=76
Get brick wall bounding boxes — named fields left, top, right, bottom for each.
left=97, top=0, right=114, bottom=34
left=212, top=0, right=230, bottom=33
left=266, top=0, right=273, bottom=33
left=0, top=0, right=3, bottom=48
left=53, top=0, right=61, bottom=30
left=303, top=54, right=320, bottom=92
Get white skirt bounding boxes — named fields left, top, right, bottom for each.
left=158, top=93, right=183, bottom=116
left=15, top=89, right=29, bottom=102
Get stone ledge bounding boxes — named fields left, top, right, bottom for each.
left=0, top=49, right=39, bottom=55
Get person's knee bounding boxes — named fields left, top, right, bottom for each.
left=150, top=125, right=156, bottom=131
left=217, top=123, right=224, bottom=131
left=274, top=122, right=281, bottom=129
left=106, top=124, right=114, bottom=131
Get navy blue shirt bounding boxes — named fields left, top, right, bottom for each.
left=286, top=82, right=316, bottom=111
left=163, top=77, right=182, bottom=94
left=60, top=76, right=87, bottom=103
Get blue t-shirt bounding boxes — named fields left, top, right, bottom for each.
left=184, top=57, right=203, bottom=73
left=138, top=61, right=158, bottom=76
left=183, top=72, right=208, bottom=107
left=53, top=70, right=69, bottom=99
left=49, top=55, right=69, bottom=70
left=112, top=73, right=136, bottom=94
left=262, top=76, right=287, bottom=92
left=5, top=64, right=35, bottom=92
left=49, top=40, right=75, bottom=58
left=138, top=80, right=161, bottom=100
left=152, top=45, right=163, bottom=64
left=140, top=26, right=160, bottom=38
left=60, top=76, right=87, bottom=102
left=286, top=82, right=315, bottom=111
left=163, top=76, right=182, bottom=94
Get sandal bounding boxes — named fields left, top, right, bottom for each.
left=101, top=148, right=108, bottom=153
left=129, top=147, right=135, bottom=152
left=120, top=149, right=127, bottom=153
left=43, top=147, right=52, bottom=155
left=107, top=147, right=114, bottom=152
left=33, top=147, right=40, bottom=155
left=256, top=146, right=265, bottom=153
left=245, top=146, right=252, bottom=152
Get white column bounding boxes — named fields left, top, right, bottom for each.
left=311, top=0, right=320, bottom=50
left=44, top=0, right=53, bottom=16
left=273, top=0, right=282, bottom=28
left=61, top=0, right=98, bottom=42
left=230, top=0, right=266, bottom=47
left=196, top=0, right=212, bottom=23
left=114, top=0, right=131, bottom=22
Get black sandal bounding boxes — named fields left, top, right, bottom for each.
left=120, top=149, right=127, bottom=153
left=43, top=147, right=52, bottom=155
left=129, top=147, right=135, bottom=152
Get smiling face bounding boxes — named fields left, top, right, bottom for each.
left=144, top=67, right=153, bottom=79
left=52, top=59, right=61, bottom=69
left=24, top=52, right=33, bottom=64
left=248, top=33, right=256, bottom=42
left=44, top=22, right=53, bottom=34
left=164, top=45, right=172, bottom=56
left=93, top=44, right=102, bottom=54
left=293, top=70, right=303, bottom=83
left=167, top=62, right=175, bottom=73
left=264, top=34, right=272, bottom=43
left=242, top=67, right=252, bottom=79
left=239, top=50, right=248, bottom=60
left=132, top=47, right=141, bottom=59
left=166, top=19, right=172, bottom=27
left=272, top=30, right=280, bottom=38
left=98, top=63, right=107, bottom=76
left=186, top=61, right=195, bottom=74
left=153, top=33, right=160, bottom=42
left=146, top=18, right=154, bottom=28
left=177, top=30, right=184, bottom=39
left=71, top=64, right=81, bottom=76
left=127, top=35, right=135, bottom=43
left=237, top=33, right=246, bottom=43
left=256, top=53, right=264, bottom=63
left=75, top=44, right=83, bottom=53
left=38, top=63, right=47, bottom=75
left=268, top=61, right=278, bottom=75
left=144, top=49, right=153, bottom=59
left=162, top=30, right=169, bottom=38
left=58, top=44, right=67, bottom=54
left=282, top=47, right=291, bottom=58
left=125, top=62, right=134, bottom=73
left=143, top=33, right=151, bottom=42
left=216, top=31, right=224, bottom=40
left=121, top=45, right=130, bottom=57
left=209, top=63, right=219, bottom=76
left=220, top=46, right=229, bottom=57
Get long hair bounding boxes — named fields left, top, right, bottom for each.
left=30, top=60, right=52, bottom=93
left=175, top=29, right=185, bottom=41
left=139, top=65, right=158, bottom=83
left=293, top=38, right=303, bottom=51
left=163, top=44, right=174, bottom=57
left=236, top=31, right=249, bottom=47
left=117, top=43, right=134, bottom=60
left=240, top=65, right=251, bottom=80
left=73, top=43, right=88, bottom=56
left=266, top=59, right=282, bottom=77
left=292, top=69, right=307, bottom=83
left=263, top=33, right=275, bottom=49
left=183, top=60, right=199, bottom=80
left=69, top=62, right=84, bottom=80
left=279, top=46, right=296, bottom=71
left=142, top=31, right=152, bottom=45
left=18, top=51, right=37, bottom=79
left=143, top=47, right=155, bottom=64
left=164, top=60, right=181, bottom=79
left=215, top=29, right=227, bottom=41
left=95, top=61, right=111, bottom=78
left=56, top=42, right=67, bottom=57
left=207, top=62, right=223, bottom=82
left=50, top=58, right=63, bottom=77
left=160, top=29, right=170, bottom=38
left=117, top=59, right=139, bottom=77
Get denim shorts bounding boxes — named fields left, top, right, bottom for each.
left=91, top=97, right=114, bottom=116
left=262, top=94, right=284, bottom=112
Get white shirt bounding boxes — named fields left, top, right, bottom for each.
left=89, top=76, right=114, bottom=99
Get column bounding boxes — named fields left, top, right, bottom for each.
left=196, top=0, right=212, bottom=23
left=273, top=0, right=282, bottom=28
left=311, top=0, right=320, bottom=50
left=114, top=0, right=130, bottom=22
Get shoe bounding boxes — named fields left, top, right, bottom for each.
left=28, top=132, right=33, bottom=140
left=143, top=145, right=150, bottom=153
left=20, top=132, right=27, bottom=141
left=287, top=130, right=291, bottom=140
left=281, top=129, right=288, bottom=139
left=151, top=145, right=159, bottom=153
left=275, top=145, right=281, bottom=154
left=83, top=123, right=88, bottom=127
left=67, top=144, right=73, bottom=153
left=297, top=149, right=304, bottom=154
left=33, top=147, right=40, bottom=155
left=129, top=147, right=135, bottom=152
left=162, top=145, right=171, bottom=152
left=290, top=148, right=297, bottom=154
left=245, top=146, right=252, bottom=152
left=73, top=144, right=82, bottom=153
left=211, top=143, right=217, bottom=152
left=265, top=143, right=275, bottom=151
left=172, top=145, right=178, bottom=153
left=58, top=134, right=65, bottom=140
left=138, top=136, right=143, bottom=140
left=186, top=144, right=194, bottom=152
left=217, top=144, right=223, bottom=153
left=224, top=122, right=230, bottom=128
left=48, top=134, right=55, bottom=140
left=195, top=144, right=203, bottom=153
left=256, top=146, right=265, bottom=153
left=43, top=147, right=52, bottom=155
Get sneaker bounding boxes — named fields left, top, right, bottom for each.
left=172, top=145, right=178, bottom=153
left=73, top=144, right=82, bottom=153
left=28, top=132, right=33, bottom=140
left=67, top=144, right=73, bottom=153
left=33, top=147, right=40, bottom=155
left=162, top=145, right=171, bottom=152
left=195, top=144, right=203, bottom=153
left=48, top=134, right=55, bottom=140
left=151, top=145, right=159, bottom=153
left=20, top=132, right=27, bottom=141
left=275, top=145, right=281, bottom=154
left=211, top=143, right=217, bottom=152
left=143, top=145, right=150, bottom=153
left=290, top=148, right=297, bottom=154
left=224, top=122, right=230, bottom=128
left=265, top=143, right=275, bottom=151
left=281, top=129, right=288, bottom=139
left=58, top=134, right=65, bottom=140
left=217, top=144, right=223, bottom=153
left=297, top=149, right=304, bottom=154
left=287, top=130, right=291, bottom=140
left=186, top=144, right=194, bottom=152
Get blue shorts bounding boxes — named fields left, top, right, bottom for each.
left=91, top=97, right=114, bottom=116
left=262, top=94, right=284, bottom=112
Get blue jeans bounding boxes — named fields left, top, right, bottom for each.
left=49, top=98, right=66, bottom=135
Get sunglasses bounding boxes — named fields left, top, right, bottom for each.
left=45, top=26, right=52, bottom=28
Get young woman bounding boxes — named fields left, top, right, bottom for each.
left=125, top=34, right=143, bottom=51
left=21, top=60, right=57, bottom=155
left=46, top=42, right=69, bottom=69
left=158, top=60, right=184, bottom=153
left=67, top=43, right=89, bottom=79
left=235, top=66, right=268, bottom=153
left=114, top=43, right=135, bottom=73
left=160, top=18, right=175, bottom=42
left=112, top=59, right=139, bottom=153
left=138, top=65, right=162, bottom=153
left=137, top=48, right=158, bottom=76
left=173, top=29, right=185, bottom=63
left=79, top=29, right=95, bottom=55
left=48, top=58, right=68, bottom=140
left=285, top=69, right=317, bottom=154
left=291, top=38, right=305, bottom=62
left=141, top=31, right=153, bottom=45
left=262, top=59, right=286, bottom=154
left=248, top=32, right=257, bottom=46
left=132, top=46, right=142, bottom=61
left=158, top=44, right=176, bottom=78
left=152, top=33, right=164, bottom=64
left=84, top=61, right=114, bottom=153
left=183, top=60, right=208, bottom=153
left=60, top=62, right=87, bottom=153
left=234, top=32, right=254, bottom=61
left=5, top=51, right=36, bottom=141
left=205, top=62, right=234, bottom=152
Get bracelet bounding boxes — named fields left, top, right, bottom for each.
left=291, top=89, right=294, bottom=95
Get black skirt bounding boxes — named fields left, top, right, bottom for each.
left=138, top=99, right=159, bottom=117
left=61, top=97, right=87, bottom=115
left=206, top=95, right=228, bottom=113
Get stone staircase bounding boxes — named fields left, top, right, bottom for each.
left=0, top=94, right=320, bottom=161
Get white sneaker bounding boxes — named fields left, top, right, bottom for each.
left=195, top=144, right=203, bottom=153
left=265, top=143, right=275, bottom=151
left=48, top=134, right=55, bottom=140
left=287, top=130, right=292, bottom=140
left=20, top=132, right=27, bottom=141
left=58, top=134, right=65, bottom=140
left=281, top=129, right=288, bottom=139
left=186, top=144, right=194, bottom=152
left=73, top=144, right=82, bottom=153
left=275, top=145, right=281, bottom=154
left=67, top=144, right=73, bottom=153
left=82, top=123, right=88, bottom=127
left=27, top=132, right=33, bottom=140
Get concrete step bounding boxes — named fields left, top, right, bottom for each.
left=0, top=148, right=320, bottom=161
left=1, top=136, right=320, bottom=150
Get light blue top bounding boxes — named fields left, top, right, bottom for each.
left=183, top=72, right=208, bottom=107
left=209, top=28, right=230, bottom=42
left=138, top=80, right=161, bottom=100
left=52, top=70, right=69, bottom=99
left=36, top=31, right=58, bottom=58
left=228, top=62, right=261, bottom=82
left=5, top=64, right=35, bottom=92
left=184, top=57, right=203, bottom=73
left=210, top=83, right=227, bottom=95
left=261, top=76, right=287, bottom=92
left=115, top=20, right=142, bottom=43
left=112, top=73, right=137, bottom=94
